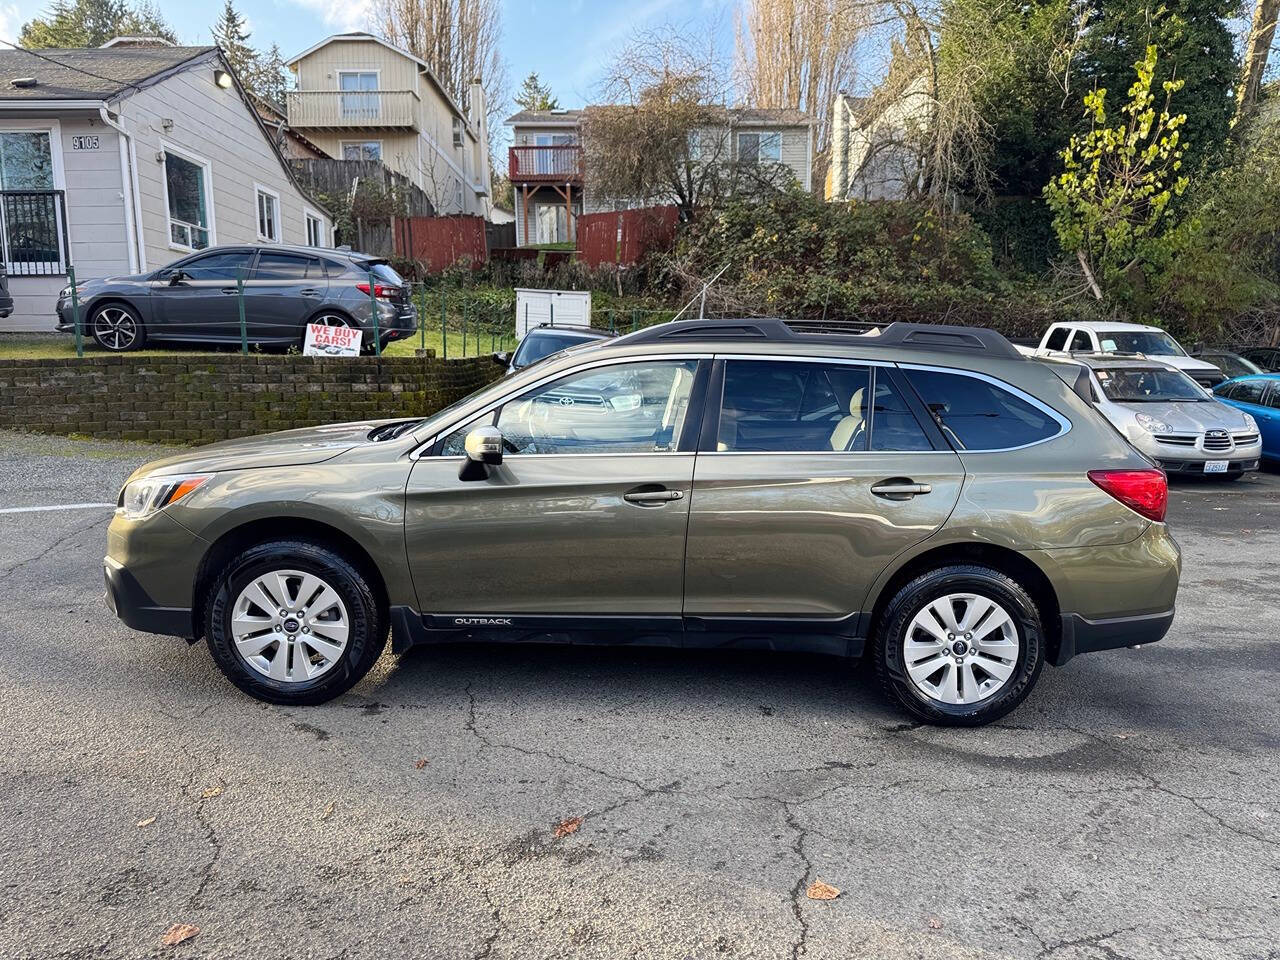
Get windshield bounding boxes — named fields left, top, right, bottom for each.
left=1097, top=330, right=1185, bottom=356
left=1095, top=367, right=1206, bottom=402
left=1205, top=353, right=1263, bottom=379
left=512, top=331, right=596, bottom=369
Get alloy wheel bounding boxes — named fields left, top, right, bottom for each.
left=230, top=569, right=350, bottom=683
left=903, top=593, right=1020, bottom=705
left=93, top=307, right=137, bottom=350
left=315, top=314, right=353, bottom=327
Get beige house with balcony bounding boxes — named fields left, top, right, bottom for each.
left=285, top=33, right=491, bottom=217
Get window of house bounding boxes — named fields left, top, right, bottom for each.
left=453, top=176, right=464, bottom=212
left=305, top=210, right=325, bottom=247
left=495, top=360, right=700, bottom=455
left=0, top=131, right=54, bottom=189
left=255, top=186, right=280, bottom=242
left=163, top=146, right=211, bottom=250
left=903, top=369, right=1065, bottom=451
left=452, top=116, right=464, bottom=148
left=738, top=131, right=781, bottom=164
left=339, top=71, right=379, bottom=119
left=341, top=140, right=381, bottom=161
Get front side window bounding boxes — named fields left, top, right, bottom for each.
left=1069, top=329, right=1093, bottom=352
left=256, top=188, right=279, bottom=242
left=341, top=140, right=381, bottom=161
left=1223, top=379, right=1268, bottom=405
left=718, top=360, right=871, bottom=452
left=164, top=150, right=210, bottom=249
left=496, top=360, right=699, bottom=455
left=738, top=131, right=781, bottom=164
left=177, top=250, right=254, bottom=281
left=904, top=369, right=1063, bottom=451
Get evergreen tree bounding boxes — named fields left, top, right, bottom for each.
left=514, top=72, right=558, bottom=112
left=20, top=0, right=176, bottom=48
left=211, top=0, right=254, bottom=80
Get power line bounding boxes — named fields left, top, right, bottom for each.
left=0, top=38, right=180, bottom=92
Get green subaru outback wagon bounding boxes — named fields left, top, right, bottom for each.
left=105, top=319, right=1180, bottom=726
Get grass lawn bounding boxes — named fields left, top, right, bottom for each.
left=0, top=329, right=515, bottom=361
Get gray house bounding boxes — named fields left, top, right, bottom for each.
left=0, top=42, right=332, bottom=332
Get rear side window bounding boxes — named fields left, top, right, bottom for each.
left=717, top=360, right=871, bottom=452
left=1044, top=328, right=1069, bottom=351
left=904, top=369, right=1063, bottom=451
left=253, top=252, right=325, bottom=280
left=869, top=376, right=932, bottom=451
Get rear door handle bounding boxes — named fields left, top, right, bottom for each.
left=220, top=287, right=238, bottom=295
left=871, top=480, right=932, bottom=500
left=623, top=489, right=684, bottom=505
left=300, top=288, right=321, bottom=297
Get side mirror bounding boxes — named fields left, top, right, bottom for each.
left=168, top=270, right=186, bottom=286
left=492, top=351, right=510, bottom=367
left=459, top=425, right=503, bottom=480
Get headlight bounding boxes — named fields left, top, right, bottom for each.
left=117, top=473, right=212, bottom=520
left=1135, top=413, right=1172, bottom=434
left=1243, top=413, right=1259, bottom=432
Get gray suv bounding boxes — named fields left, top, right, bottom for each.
left=103, top=319, right=1181, bottom=726
left=55, top=244, right=416, bottom=352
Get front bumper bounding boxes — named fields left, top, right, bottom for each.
left=104, top=556, right=193, bottom=638
left=1156, top=458, right=1259, bottom=475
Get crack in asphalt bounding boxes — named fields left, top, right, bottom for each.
left=178, top=745, right=225, bottom=909
left=0, top=514, right=110, bottom=584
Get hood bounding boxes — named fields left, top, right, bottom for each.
left=132, top=420, right=388, bottom=479
left=1118, top=399, right=1252, bottom=433
left=1155, top=355, right=1220, bottom=373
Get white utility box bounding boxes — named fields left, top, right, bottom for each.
left=514, top=288, right=592, bottom=340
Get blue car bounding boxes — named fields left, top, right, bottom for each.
left=1213, top=374, right=1280, bottom=462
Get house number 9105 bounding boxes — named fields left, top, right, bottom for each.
left=71, top=135, right=100, bottom=150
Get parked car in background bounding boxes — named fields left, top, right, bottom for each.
left=55, top=245, right=416, bottom=353
left=1238, top=347, right=1280, bottom=373
left=103, top=318, right=1181, bottom=728
left=1191, top=349, right=1264, bottom=381
left=496, top=324, right=613, bottom=374
left=1213, top=374, right=1280, bottom=463
left=0, top=265, right=12, bottom=319
left=1052, top=355, right=1261, bottom=477
left=1023, top=321, right=1226, bottom=387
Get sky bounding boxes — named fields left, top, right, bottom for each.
left=0, top=0, right=739, bottom=115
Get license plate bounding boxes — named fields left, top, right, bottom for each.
left=1204, top=460, right=1229, bottom=474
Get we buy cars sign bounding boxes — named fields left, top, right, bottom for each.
left=303, top=324, right=363, bottom=357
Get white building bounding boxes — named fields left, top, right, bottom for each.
left=0, top=41, right=332, bottom=332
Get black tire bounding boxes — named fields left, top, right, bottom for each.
left=205, top=540, right=385, bottom=705
left=90, top=302, right=146, bottom=352
left=874, top=564, right=1045, bottom=727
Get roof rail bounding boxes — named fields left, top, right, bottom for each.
left=619, top=317, right=1024, bottom=360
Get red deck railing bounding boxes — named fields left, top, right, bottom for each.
left=508, top=145, right=583, bottom=183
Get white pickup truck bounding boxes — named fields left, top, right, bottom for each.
left=1020, top=321, right=1226, bottom=388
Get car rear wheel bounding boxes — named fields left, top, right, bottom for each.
left=874, top=564, right=1045, bottom=727
left=90, top=303, right=146, bottom=352
left=205, top=540, right=385, bottom=705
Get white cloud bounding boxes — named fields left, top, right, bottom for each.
left=286, top=0, right=376, bottom=33
left=0, top=4, right=21, bottom=43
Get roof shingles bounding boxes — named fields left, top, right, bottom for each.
left=0, top=46, right=213, bottom=101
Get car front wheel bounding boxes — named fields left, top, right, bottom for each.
left=874, top=564, right=1045, bottom=727
left=90, top=303, right=146, bottom=352
left=205, top=540, right=385, bottom=705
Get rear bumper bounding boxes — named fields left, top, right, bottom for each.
left=1052, top=609, right=1175, bottom=666
left=104, top=556, right=193, bottom=638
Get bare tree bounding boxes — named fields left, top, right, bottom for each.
left=582, top=25, right=793, bottom=221
left=376, top=0, right=509, bottom=144
left=734, top=0, right=866, bottom=185
left=1237, top=0, right=1279, bottom=121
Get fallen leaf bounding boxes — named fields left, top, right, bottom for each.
left=160, top=923, right=200, bottom=946
left=200, top=785, right=223, bottom=799
left=320, top=801, right=336, bottom=821
left=806, top=880, right=840, bottom=901
left=927, top=917, right=944, bottom=931
left=553, top=816, right=584, bottom=838
left=415, top=757, right=429, bottom=769
left=136, top=816, right=157, bottom=828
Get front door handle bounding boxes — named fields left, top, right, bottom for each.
left=871, top=479, right=932, bottom=500
left=623, top=488, right=684, bottom=505
left=220, top=287, right=239, bottom=295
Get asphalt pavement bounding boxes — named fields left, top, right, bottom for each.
left=0, top=430, right=1276, bottom=960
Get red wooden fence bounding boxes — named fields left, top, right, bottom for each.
left=577, top=205, right=680, bottom=268
left=393, top=215, right=488, bottom=273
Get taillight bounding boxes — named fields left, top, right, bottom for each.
left=1087, top=468, right=1168, bottom=522
left=356, top=282, right=400, bottom=300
